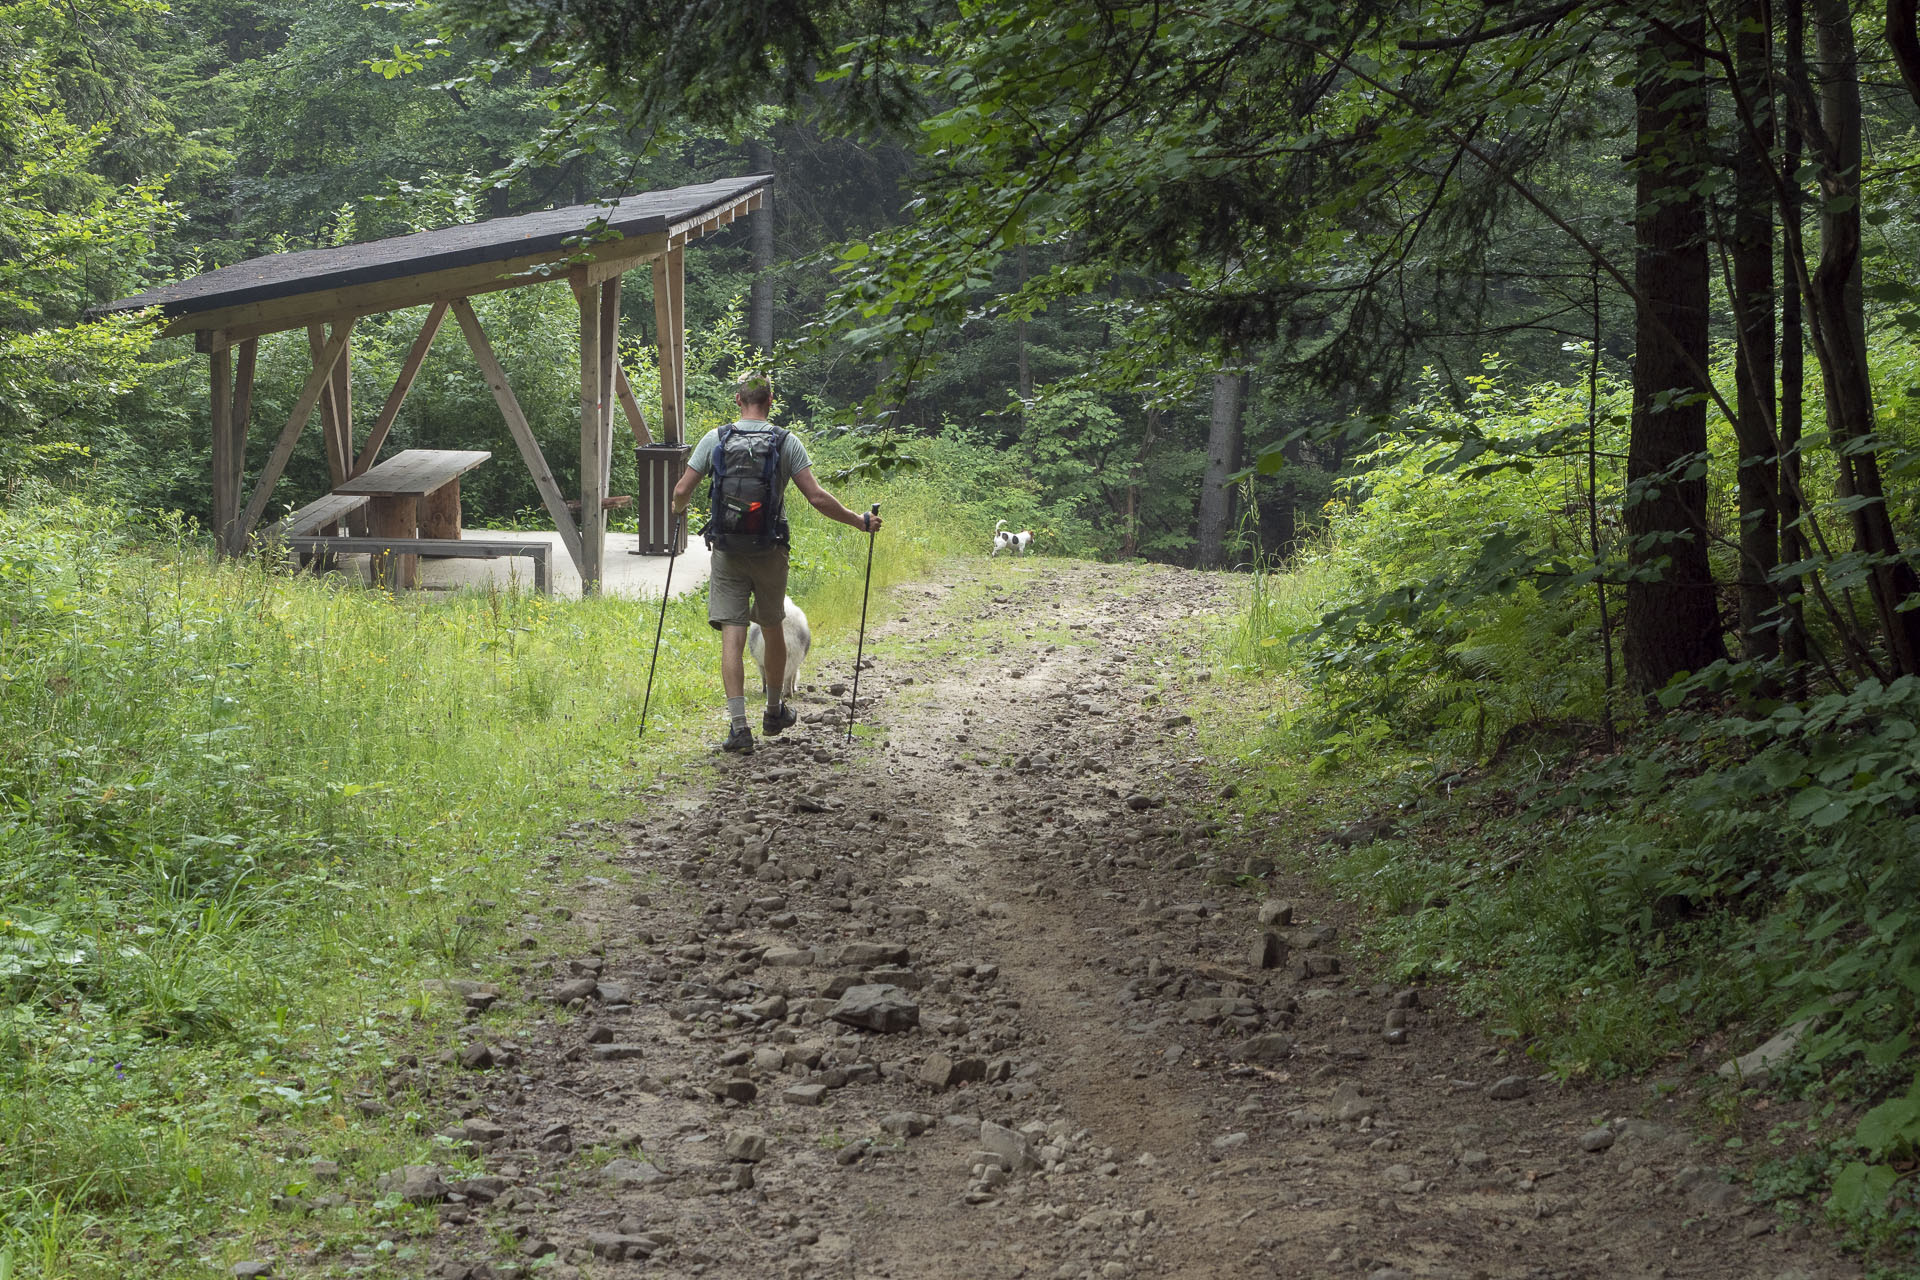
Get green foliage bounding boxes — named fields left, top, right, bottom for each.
left=0, top=0, right=178, bottom=483
left=1231, top=357, right=1625, bottom=763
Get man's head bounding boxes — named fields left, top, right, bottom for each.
left=735, top=374, right=773, bottom=412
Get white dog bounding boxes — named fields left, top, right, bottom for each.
left=991, top=519, right=1034, bottom=557
left=747, top=597, right=811, bottom=699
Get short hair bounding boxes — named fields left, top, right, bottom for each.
left=735, top=374, right=773, bottom=409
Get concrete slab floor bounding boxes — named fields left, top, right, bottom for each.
left=307, top=531, right=711, bottom=601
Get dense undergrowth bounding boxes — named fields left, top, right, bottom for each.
left=1215, top=356, right=1920, bottom=1271
left=0, top=427, right=1034, bottom=1278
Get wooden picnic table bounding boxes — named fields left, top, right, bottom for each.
left=334, top=448, right=490, bottom=586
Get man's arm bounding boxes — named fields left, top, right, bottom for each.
left=669, top=465, right=702, bottom=516
left=792, top=468, right=883, bottom=531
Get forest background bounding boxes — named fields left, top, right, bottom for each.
left=10, top=0, right=1920, bottom=1272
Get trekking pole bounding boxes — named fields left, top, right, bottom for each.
left=637, top=516, right=681, bottom=740
left=846, top=503, right=881, bottom=745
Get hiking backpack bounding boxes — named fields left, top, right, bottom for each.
left=702, top=423, right=790, bottom=550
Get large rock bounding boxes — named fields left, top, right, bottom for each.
left=1486, top=1075, right=1531, bottom=1101
left=829, top=984, right=920, bottom=1033
left=836, top=941, right=910, bottom=967
left=377, top=1165, right=450, bottom=1204
left=919, top=1052, right=987, bottom=1090
left=1717, top=1021, right=1809, bottom=1084
left=1331, top=1084, right=1379, bottom=1122
left=602, top=1158, right=672, bottom=1188
left=979, top=1121, right=1037, bottom=1171
left=1250, top=931, right=1287, bottom=971
left=587, top=1234, right=659, bottom=1262
left=724, top=1130, right=768, bottom=1162
left=1230, top=1034, right=1294, bottom=1064
left=1184, top=997, right=1258, bottom=1025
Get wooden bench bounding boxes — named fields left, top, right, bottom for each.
left=261, top=492, right=371, bottom=543
left=288, top=535, right=552, bottom=594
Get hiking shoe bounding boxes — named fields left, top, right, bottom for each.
left=718, top=724, right=754, bottom=755
left=763, top=702, right=797, bottom=736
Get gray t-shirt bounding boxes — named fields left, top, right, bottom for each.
left=687, top=421, right=812, bottom=490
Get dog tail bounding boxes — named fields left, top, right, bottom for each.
left=994, top=519, right=1008, bottom=532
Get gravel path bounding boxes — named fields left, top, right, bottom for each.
left=417, top=559, right=1856, bottom=1280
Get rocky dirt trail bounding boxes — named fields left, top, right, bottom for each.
left=416, top=560, right=1858, bottom=1280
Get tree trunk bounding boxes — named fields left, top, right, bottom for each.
left=1123, top=406, right=1160, bottom=559
left=1624, top=1, right=1728, bottom=692
left=1780, top=0, right=1809, bottom=682
left=1732, top=0, right=1779, bottom=663
left=1801, top=0, right=1920, bottom=673
left=748, top=140, right=775, bottom=356
left=1016, top=243, right=1033, bottom=405
left=1195, top=371, right=1247, bottom=569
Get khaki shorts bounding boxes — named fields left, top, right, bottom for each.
left=708, top=546, right=789, bottom=631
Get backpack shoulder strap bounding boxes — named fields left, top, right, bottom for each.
left=711, top=425, right=734, bottom=483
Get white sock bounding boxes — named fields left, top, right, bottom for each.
left=726, top=696, right=747, bottom=731
left=766, top=689, right=783, bottom=712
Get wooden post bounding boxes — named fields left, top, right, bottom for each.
left=234, top=319, right=355, bottom=550
left=356, top=300, right=447, bottom=476
left=233, top=339, right=256, bottom=475
left=598, top=276, right=620, bottom=494
left=418, top=480, right=462, bottom=540
left=310, top=325, right=352, bottom=490
left=210, top=347, right=234, bottom=549
left=577, top=271, right=605, bottom=591
left=366, top=496, right=418, bottom=589
left=652, top=247, right=686, bottom=444
left=449, top=297, right=585, bottom=572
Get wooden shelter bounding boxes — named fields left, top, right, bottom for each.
left=99, top=174, right=771, bottom=591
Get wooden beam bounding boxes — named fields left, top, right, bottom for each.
left=310, top=324, right=352, bottom=489
left=670, top=244, right=686, bottom=443
left=232, top=339, right=256, bottom=464
left=598, top=276, right=620, bottom=492
left=234, top=319, right=356, bottom=552
left=355, top=301, right=447, bottom=475
left=332, top=326, right=353, bottom=487
left=449, top=297, right=584, bottom=573
left=210, top=348, right=234, bottom=549
left=615, top=364, right=652, bottom=447
left=179, top=235, right=670, bottom=347
left=576, top=271, right=605, bottom=592
left=652, top=247, right=687, bottom=444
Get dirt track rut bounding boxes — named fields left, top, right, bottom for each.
left=425, top=559, right=1856, bottom=1280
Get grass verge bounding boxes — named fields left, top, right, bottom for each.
left=0, top=428, right=989, bottom=1277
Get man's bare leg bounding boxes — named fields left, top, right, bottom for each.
left=721, top=624, right=749, bottom=699
left=761, top=624, right=787, bottom=708
left=719, top=624, right=751, bottom=742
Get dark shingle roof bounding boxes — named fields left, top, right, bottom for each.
left=101, top=174, right=769, bottom=320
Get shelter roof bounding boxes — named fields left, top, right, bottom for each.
left=100, top=174, right=770, bottom=324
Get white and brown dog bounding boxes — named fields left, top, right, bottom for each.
left=747, top=597, right=811, bottom=699
left=991, top=519, right=1034, bottom=557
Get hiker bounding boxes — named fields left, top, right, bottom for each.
left=668, top=374, right=882, bottom=754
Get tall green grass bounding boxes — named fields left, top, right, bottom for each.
left=0, top=430, right=1002, bottom=1277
